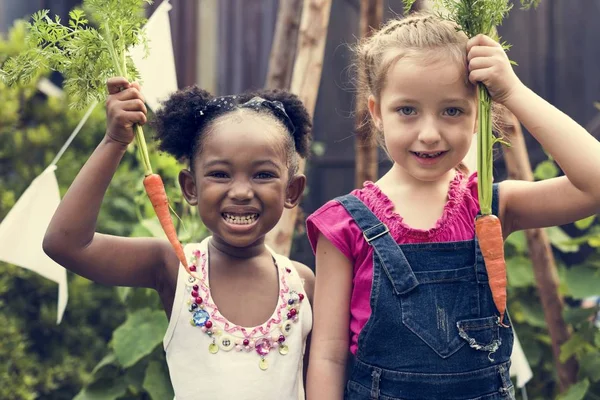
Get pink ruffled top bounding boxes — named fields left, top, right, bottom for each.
left=306, top=172, right=481, bottom=354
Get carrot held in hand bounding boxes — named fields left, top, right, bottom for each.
left=475, top=214, right=508, bottom=327
left=143, top=174, right=190, bottom=274
left=0, top=1, right=194, bottom=278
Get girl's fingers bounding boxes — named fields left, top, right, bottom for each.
left=107, top=77, right=130, bottom=94
left=468, top=56, right=495, bottom=71
left=468, top=67, right=493, bottom=85
left=467, top=45, right=504, bottom=62
left=119, top=99, right=148, bottom=115
left=128, top=111, right=147, bottom=126
left=114, top=111, right=147, bottom=127
left=110, top=86, right=146, bottom=104
left=466, top=34, right=501, bottom=53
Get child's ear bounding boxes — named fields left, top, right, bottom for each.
left=284, top=174, right=307, bottom=209
left=367, top=94, right=383, bottom=131
left=179, top=169, right=198, bottom=206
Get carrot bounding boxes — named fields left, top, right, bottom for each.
left=475, top=214, right=508, bottom=327
left=143, top=174, right=191, bottom=275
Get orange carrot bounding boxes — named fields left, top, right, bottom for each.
left=475, top=214, right=508, bottom=327
left=143, top=174, right=191, bottom=275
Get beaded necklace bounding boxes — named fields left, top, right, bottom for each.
left=184, top=246, right=304, bottom=370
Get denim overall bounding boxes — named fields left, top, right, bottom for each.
left=338, top=183, right=515, bottom=400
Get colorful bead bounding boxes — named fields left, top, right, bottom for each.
left=192, top=309, right=210, bottom=326
left=259, top=358, right=269, bottom=370
left=208, top=343, right=219, bottom=354
left=186, top=248, right=302, bottom=370
left=255, top=338, right=272, bottom=356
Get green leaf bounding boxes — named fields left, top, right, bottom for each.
left=73, top=377, right=128, bottom=400
left=560, top=334, right=594, bottom=363
left=507, top=256, right=535, bottom=288
left=513, top=301, right=547, bottom=328
left=564, top=266, right=600, bottom=299
left=533, top=160, right=560, bottom=180
left=546, top=226, right=579, bottom=253
left=505, top=230, right=527, bottom=254
left=556, top=379, right=590, bottom=400
left=143, top=361, right=174, bottom=400
left=563, top=306, right=600, bottom=327
left=116, top=286, right=132, bottom=303
left=140, top=218, right=167, bottom=239
left=580, top=353, right=600, bottom=382
left=575, top=215, right=596, bottom=230
left=91, top=353, right=118, bottom=375
left=112, top=308, right=167, bottom=368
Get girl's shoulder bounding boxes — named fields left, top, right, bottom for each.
left=305, top=184, right=379, bottom=260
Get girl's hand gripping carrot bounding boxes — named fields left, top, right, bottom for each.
left=106, top=78, right=191, bottom=276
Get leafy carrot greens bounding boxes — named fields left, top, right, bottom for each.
left=0, top=0, right=192, bottom=273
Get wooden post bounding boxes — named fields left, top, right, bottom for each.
left=265, top=0, right=333, bottom=256
left=265, top=0, right=304, bottom=90
left=501, top=110, right=579, bottom=391
left=355, top=0, right=383, bottom=188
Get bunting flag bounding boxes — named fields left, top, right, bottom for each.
left=129, top=0, right=178, bottom=111
left=0, top=165, right=68, bottom=324
left=510, top=329, right=533, bottom=388
left=0, top=0, right=178, bottom=324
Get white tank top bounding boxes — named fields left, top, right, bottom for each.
left=163, top=237, right=312, bottom=400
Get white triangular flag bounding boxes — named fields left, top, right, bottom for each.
left=129, top=0, right=178, bottom=111
left=510, top=329, right=533, bottom=388
left=0, top=165, right=68, bottom=324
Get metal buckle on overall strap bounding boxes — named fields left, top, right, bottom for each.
left=362, top=223, right=389, bottom=243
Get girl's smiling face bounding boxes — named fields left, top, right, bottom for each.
left=369, top=54, right=477, bottom=183
left=179, top=112, right=305, bottom=249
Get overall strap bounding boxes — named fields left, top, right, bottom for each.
left=336, top=194, right=418, bottom=295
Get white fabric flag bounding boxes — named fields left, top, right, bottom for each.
left=129, top=0, right=178, bottom=111
left=510, top=329, right=533, bottom=388
left=0, top=165, right=68, bottom=324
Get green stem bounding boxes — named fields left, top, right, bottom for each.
left=477, top=83, right=493, bottom=216
left=104, top=22, right=153, bottom=176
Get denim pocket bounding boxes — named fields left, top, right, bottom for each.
left=456, top=316, right=502, bottom=356
left=400, top=267, right=479, bottom=358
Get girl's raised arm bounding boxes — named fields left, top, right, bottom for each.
left=307, top=234, right=353, bottom=400
left=43, top=78, right=177, bottom=290
left=467, top=35, right=600, bottom=234
left=499, top=82, right=600, bottom=233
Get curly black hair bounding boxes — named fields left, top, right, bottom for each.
left=152, top=86, right=312, bottom=174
